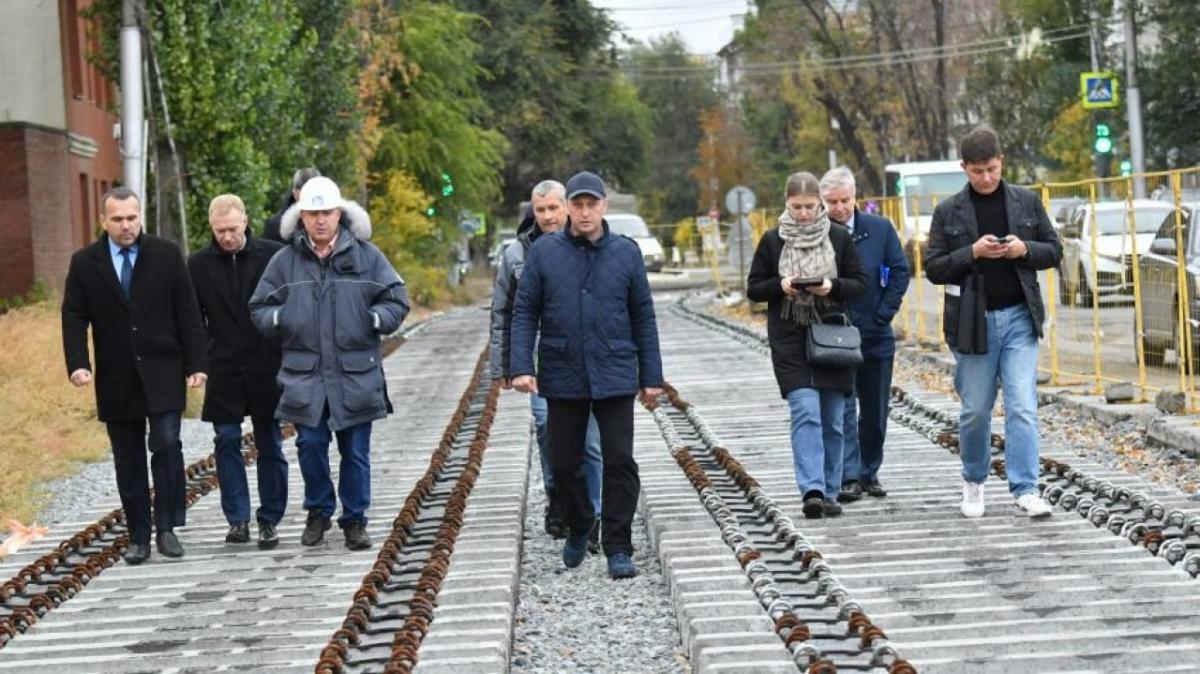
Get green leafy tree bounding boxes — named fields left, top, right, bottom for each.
left=1142, top=0, right=1200, bottom=168
left=88, top=0, right=339, bottom=248
left=367, top=1, right=507, bottom=217
left=627, top=34, right=719, bottom=222
left=293, top=0, right=361, bottom=190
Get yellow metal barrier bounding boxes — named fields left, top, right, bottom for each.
left=883, top=166, right=1200, bottom=410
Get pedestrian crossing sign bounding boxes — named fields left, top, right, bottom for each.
left=1080, top=71, right=1119, bottom=109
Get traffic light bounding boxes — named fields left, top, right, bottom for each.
left=425, top=206, right=436, bottom=217
left=1093, top=123, right=1113, bottom=154
left=1120, top=159, right=1133, bottom=177
left=440, top=172, right=454, bottom=198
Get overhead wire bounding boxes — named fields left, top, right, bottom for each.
left=599, top=24, right=1089, bottom=81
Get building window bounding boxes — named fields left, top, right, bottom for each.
left=79, top=173, right=91, bottom=243
left=64, top=0, right=84, bottom=100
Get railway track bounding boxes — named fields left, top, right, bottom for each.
left=644, top=293, right=1200, bottom=672
left=315, top=346, right=500, bottom=673
left=0, top=316, right=443, bottom=652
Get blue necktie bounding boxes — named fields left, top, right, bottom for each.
left=119, top=248, right=133, bottom=299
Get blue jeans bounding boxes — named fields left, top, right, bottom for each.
left=213, top=413, right=287, bottom=526
left=295, top=407, right=373, bottom=525
left=531, top=393, right=602, bottom=514
left=786, top=388, right=846, bottom=498
left=952, top=304, right=1041, bottom=497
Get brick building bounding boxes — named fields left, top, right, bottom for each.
left=0, top=0, right=120, bottom=299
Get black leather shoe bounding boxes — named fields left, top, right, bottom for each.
left=301, top=511, right=332, bottom=547
left=822, top=500, right=844, bottom=516
left=156, top=531, right=185, bottom=558
left=343, top=520, right=372, bottom=551
left=837, top=481, right=864, bottom=503
left=257, top=521, right=279, bottom=550
left=863, top=482, right=888, bottom=498
left=124, top=542, right=151, bottom=565
left=587, top=516, right=601, bottom=555
left=802, top=491, right=824, bottom=519
left=225, top=522, right=250, bottom=544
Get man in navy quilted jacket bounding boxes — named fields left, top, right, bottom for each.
left=510, top=171, right=663, bottom=580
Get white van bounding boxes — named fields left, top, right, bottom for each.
left=883, top=160, right=967, bottom=263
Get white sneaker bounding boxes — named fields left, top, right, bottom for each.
left=960, top=481, right=985, bottom=518
left=1014, top=493, right=1053, bottom=519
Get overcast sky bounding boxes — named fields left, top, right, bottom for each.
left=593, top=0, right=749, bottom=55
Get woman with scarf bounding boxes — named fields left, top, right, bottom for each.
left=747, top=171, right=867, bottom=519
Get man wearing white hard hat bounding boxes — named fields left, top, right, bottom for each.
left=250, top=176, right=410, bottom=550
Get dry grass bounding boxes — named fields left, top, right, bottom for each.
left=0, top=300, right=109, bottom=524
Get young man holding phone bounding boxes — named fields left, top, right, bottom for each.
left=924, top=126, right=1062, bottom=521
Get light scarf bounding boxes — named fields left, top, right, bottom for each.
left=776, top=208, right=837, bottom=325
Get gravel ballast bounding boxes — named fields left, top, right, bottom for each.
left=511, top=440, right=691, bottom=674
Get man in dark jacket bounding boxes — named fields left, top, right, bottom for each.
left=925, top=126, right=1062, bottom=521
left=250, top=177, right=410, bottom=550
left=262, top=167, right=321, bottom=243
left=510, top=171, right=663, bottom=580
left=188, top=194, right=287, bottom=549
left=62, top=187, right=208, bottom=564
left=489, top=183, right=603, bottom=544
left=820, top=167, right=910, bottom=502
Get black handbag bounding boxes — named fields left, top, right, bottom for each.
left=806, top=313, right=864, bottom=368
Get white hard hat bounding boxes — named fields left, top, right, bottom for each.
left=297, top=176, right=344, bottom=211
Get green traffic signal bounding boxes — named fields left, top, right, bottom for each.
left=1120, top=160, right=1133, bottom=176
left=1093, top=123, right=1113, bottom=154
left=441, top=172, right=454, bottom=197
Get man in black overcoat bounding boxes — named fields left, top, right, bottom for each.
left=188, top=194, right=286, bottom=549
left=62, top=187, right=208, bottom=564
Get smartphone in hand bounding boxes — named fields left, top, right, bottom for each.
left=790, top=276, right=824, bottom=289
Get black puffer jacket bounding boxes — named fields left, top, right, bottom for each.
left=746, top=224, right=866, bottom=396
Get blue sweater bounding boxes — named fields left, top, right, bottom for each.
left=510, top=222, right=663, bottom=399
left=846, top=210, right=910, bottom=358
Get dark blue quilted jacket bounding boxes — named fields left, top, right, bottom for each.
left=509, top=221, right=663, bottom=399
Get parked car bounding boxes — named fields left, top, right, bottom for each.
left=489, top=229, right=517, bottom=270
left=1058, top=200, right=1175, bottom=304
left=1136, top=204, right=1200, bottom=367
left=606, top=213, right=665, bottom=272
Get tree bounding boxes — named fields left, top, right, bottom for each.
left=365, top=0, right=507, bottom=215
left=692, top=106, right=753, bottom=212
left=293, top=0, right=361, bottom=190
left=88, top=0, right=349, bottom=249
left=1142, top=0, right=1200, bottom=168
left=626, top=34, right=719, bottom=222
left=452, top=0, right=651, bottom=212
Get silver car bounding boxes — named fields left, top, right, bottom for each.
left=1135, top=204, right=1200, bottom=367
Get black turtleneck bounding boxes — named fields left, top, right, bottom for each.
left=970, top=185, right=1023, bottom=310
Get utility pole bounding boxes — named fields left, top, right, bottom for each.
left=1123, top=0, right=1147, bottom=197
left=119, top=0, right=144, bottom=202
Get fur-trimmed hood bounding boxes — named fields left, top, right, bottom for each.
left=279, top=200, right=372, bottom=241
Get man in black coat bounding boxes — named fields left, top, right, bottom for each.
left=188, top=194, right=287, bottom=549
left=263, top=167, right=321, bottom=244
left=62, top=187, right=208, bottom=564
